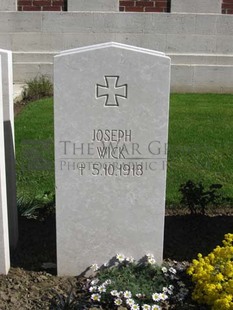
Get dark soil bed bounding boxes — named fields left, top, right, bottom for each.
left=0, top=211, right=232, bottom=309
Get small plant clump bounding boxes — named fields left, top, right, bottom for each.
left=179, top=180, right=223, bottom=215
left=17, top=191, right=55, bottom=220
left=187, top=233, right=233, bottom=310
left=22, top=75, right=53, bottom=102
left=50, top=284, right=92, bottom=310
left=85, top=254, right=190, bottom=309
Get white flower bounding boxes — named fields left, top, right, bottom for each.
left=124, top=290, right=132, bottom=299
left=136, top=293, right=142, bottom=298
left=152, top=293, right=161, bottom=302
left=116, top=253, right=125, bottom=263
left=103, top=262, right=109, bottom=267
left=89, top=286, right=97, bottom=292
left=169, top=267, right=176, bottom=274
left=98, top=285, right=106, bottom=293
left=152, top=305, right=161, bottom=310
left=91, top=293, right=101, bottom=302
left=148, top=257, right=156, bottom=265
left=131, top=304, right=140, bottom=310
left=104, top=279, right=112, bottom=285
left=126, top=256, right=135, bottom=263
left=169, top=284, right=174, bottom=290
left=111, top=290, right=119, bottom=297
left=91, top=264, right=99, bottom=271
left=161, top=267, right=167, bottom=273
left=162, top=287, right=172, bottom=295
left=91, top=279, right=99, bottom=285
left=126, top=298, right=135, bottom=306
left=159, top=293, right=168, bottom=301
left=114, top=298, right=123, bottom=305
left=146, top=253, right=154, bottom=259
left=142, top=304, right=151, bottom=310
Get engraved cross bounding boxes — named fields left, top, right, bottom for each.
left=96, top=76, right=128, bottom=107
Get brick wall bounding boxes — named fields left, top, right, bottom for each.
left=17, top=0, right=169, bottom=12
left=17, top=0, right=233, bottom=14
left=222, top=0, right=233, bottom=14
left=120, top=0, right=169, bottom=12
left=18, top=0, right=66, bottom=11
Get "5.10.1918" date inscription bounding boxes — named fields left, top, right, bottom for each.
left=78, top=162, right=143, bottom=176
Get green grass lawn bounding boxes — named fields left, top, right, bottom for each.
left=167, top=94, right=233, bottom=206
left=15, top=98, right=54, bottom=199
left=15, top=94, right=233, bottom=207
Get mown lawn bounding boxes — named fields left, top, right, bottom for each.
left=167, top=94, right=233, bottom=206
left=15, top=98, right=54, bottom=199
left=15, top=94, right=233, bottom=207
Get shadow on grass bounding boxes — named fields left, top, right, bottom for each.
left=11, top=214, right=233, bottom=272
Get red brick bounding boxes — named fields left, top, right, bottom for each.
left=52, top=0, right=64, bottom=4
left=155, top=1, right=167, bottom=8
left=226, top=9, right=233, bottom=13
left=119, top=6, right=125, bottom=11
left=22, top=5, right=41, bottom=10
left=125, top=6, right=144, bottom=11
left=144, top=7, right=163, bottom=12
left=33, top=1, right=51, bottom=6
left=42, top=5, right=61, bottom=10
left=120, top=0, right=135, bottom=5
left=18, top=0, right=32, bottom=4
left=155, top=0, right=167, bottom=4
left=18, top=6, right=23, bottom=10
left=222, top=0, right=233, bottom=3
left=222, top=3, right=233, bottom=8
left=136, top=1, right=154, bottom=7
left=33, top=0, right=51, bottom=2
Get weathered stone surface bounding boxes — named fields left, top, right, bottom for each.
left=171, top=0, right=221, bottom=13
left=0, top=49, right=18, bottom=249
left=68, top=0, right=118, bottom=12
left=0, top=0, right=17, bottom=11
left=0, top=55, right=10, bottom=275
left=54, top=42, right=170, bottom=276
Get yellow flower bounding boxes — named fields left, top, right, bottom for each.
left=187, top=234, right=233, bottom=308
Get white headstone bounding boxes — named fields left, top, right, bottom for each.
left=54, top=42, right=170, bottom=276
left=0, top=55, right=10, bottom=275
left=171, top=0, right=221, bottom=13
left=0, top=49, right=18, bottom=249
left=68, top=0, right=118, bottom=11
